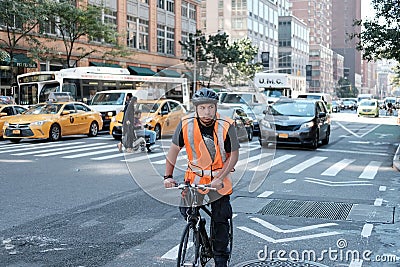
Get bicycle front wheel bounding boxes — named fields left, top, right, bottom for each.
left=177, top=222, right=201, bottom=267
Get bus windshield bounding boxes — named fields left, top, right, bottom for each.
left=91, top=92, right=125, bottom=105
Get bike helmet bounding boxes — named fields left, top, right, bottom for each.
left=192, top=88, right=219, bottom=106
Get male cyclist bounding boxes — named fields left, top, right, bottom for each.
left=164, top=88, right=240, bottom=267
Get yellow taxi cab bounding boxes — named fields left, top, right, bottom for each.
left=110, top=99, right=187, bottom=140
left=0, top=104, right=28, bottom=137
left=3, top=101, right=103, bottom=143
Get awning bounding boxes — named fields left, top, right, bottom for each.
left=128, top=66, right=156, bottom=76
left=0, top=53, right=37, bottom=68
left=183, top=71, right=206, bottom=81
left=89, top=62, right=121, bottom=68
left=156, top=69, right=182, bottom=78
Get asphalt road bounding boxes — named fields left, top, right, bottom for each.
left=0, top=110, right=399, bottom=267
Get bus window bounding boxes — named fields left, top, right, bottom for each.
left=19, top=84, right=38, bottom=105
left=39, top=83, right=60, bottom=103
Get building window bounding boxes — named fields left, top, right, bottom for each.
left=157, top=0, right=165, bottom=9
left=127, top=15, right=137, bottom=48
left=181, top=31, right=189, bottom=57
left=182, top=1, right=188, bottom=17
left=139, top=0, right=148, bottom=3
left=167, top=0, right=174, bottom=12
left=157, top=24, right=165, bottom=53
left=139, top=19, right=149, bottom=51
left=40, top=17, right=57, bottom=35
left=189, top=3, right=196, bottom=20
left=166, top=26, right=175, bottom=55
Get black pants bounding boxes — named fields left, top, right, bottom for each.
left=180, top=194, right=232, bottom=261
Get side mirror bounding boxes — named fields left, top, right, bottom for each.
left=61, top=110, right=71, bottom=116
left=0, top=112, right=8, bottom=117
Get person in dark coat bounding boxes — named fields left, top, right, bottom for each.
left=117, top=94, right=138, bottom=152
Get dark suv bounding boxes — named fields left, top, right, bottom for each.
left=258, top=98, right=331, bottom=149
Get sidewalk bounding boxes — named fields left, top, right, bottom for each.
left=393, top=114, right=400, bottom=171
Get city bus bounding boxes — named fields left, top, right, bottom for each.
left=16, top=66, right=189, bottom=107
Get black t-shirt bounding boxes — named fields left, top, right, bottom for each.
left=172, top=117, right=240, bottom=159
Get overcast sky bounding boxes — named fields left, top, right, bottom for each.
left=361, top=0, right=375, bottom=19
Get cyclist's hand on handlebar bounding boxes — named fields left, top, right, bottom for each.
left=164, top=178, right=177, bottom=188
left=210, top=178, right=224, bottom=190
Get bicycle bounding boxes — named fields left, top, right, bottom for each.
left=172, top=183, right=233, bottom=267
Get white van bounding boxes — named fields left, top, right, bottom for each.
left=297, top=93, right=333, bottom=112
left=89, top=89, right=148, bottom=130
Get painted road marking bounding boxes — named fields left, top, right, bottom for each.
left=285, top=156, right=327, bottom=174
left=349, top=259, right=363, bottom=267
left=236, top=153, right=273, bottom=168
left=321, top=159, right=355, bottom=176
left=12, top=142, right=104, bottom=156
left=0, top=141, right=85, bottom=154
left=36, top=144, right=115, bottom=157
left=161, top=242, right=194, bottom=260
left=379, top=186, right=387, bottom=192
left=317, top=148, right=388, bottom=157
left=283, top=179, right=296, bottom=184
left=374, top=198, right=383, bottom=206
left=257, top=191, right=273, bottom=198
left=304, top=177, right=373, bottom=187
left=250, top=154, right=296, bottom=172
left=361, top=223, right=373, bottom=238
left=359, top=161, right=382, bottom=179
left=250, top=218, right=338, bottom=233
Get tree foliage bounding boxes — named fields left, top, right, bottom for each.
left=0, top=0, right=48, bottom=83
left=37, top=0, right=127, bottom=68
left=336, top=77, right=358, bottom=98
left=351, top=0, right=400, bottom=62
left=179, top=31, right=261, bottom=87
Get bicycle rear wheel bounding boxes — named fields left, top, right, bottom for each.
left=227, top=217, right=233, bottom=264
left=177, top=222, right=200, bottom=267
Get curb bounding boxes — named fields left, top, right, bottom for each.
left=393, top=144, right=400, bottom=172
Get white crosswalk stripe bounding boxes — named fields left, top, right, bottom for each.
left=2, top=139, right=386, bottom=182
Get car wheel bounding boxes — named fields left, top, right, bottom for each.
left=154, top=124, right=161, bottom=140
left=49, top=124, right=61, bottom=141
left=247, top=127, right=253, bottom=141
left=10, top=138, right=21, bottom=143
left=309, top=132, right=319, bottom=150
left=88, top=121, right=99, bottom=137
left=322, top=129, right=330, bottom=145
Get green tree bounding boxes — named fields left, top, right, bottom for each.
left=0, top=0, right=48, bottom=83
left=180, top=31, right=261, bottom=88
left=351, top=0, right=400, bottom=62
left=336, top=77, right=358, bottom=98
left=36, top=0, right=128, bottom=68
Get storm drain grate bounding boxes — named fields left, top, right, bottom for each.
left=258, top=199, right=353, bottom=220
left=234, top=259, right=329, bottom=267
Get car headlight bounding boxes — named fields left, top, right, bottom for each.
left=300, top=121, right=314, bottom=129
left=31, top=120, right=47, bottom=126
left=260, top=119, right=272, bottom=129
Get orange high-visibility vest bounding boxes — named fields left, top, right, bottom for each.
left=182, top=113, right=234, bottom=195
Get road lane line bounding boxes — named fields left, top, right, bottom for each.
left=257, top=191, right=273, bottom=198
left=236, top=153, right=273, bottom=168
left=250, top=154, right=296, bottom=172
left=121, top=151, right=167, bottom=162
left=361, top=223, right=373, bottom=238
left=359, top=161, right=381, bottom=179
left=317, top=148, right=388, bottom=156
left=250, top=217, right=337, bottom=233
left=321, top=159, right=355, bottom=176
left=63, top=147, right=122, bottom=158
left=379, top=186, right=387, bottom=192
left=0, top=141, right=85, bottom=154
left=349, top=260, right=363, bottom=267
left=36, top=144, right=115, bottom=157
left=285, top=156, right=327, bottom=174
left=283, top=179, right=296, bottom=184
left=161, top=242, right=193, bottom=260
left=374, top=198, right=383, bottom=206
left=152, top=155, right=186, bottom=164
left=12, top=142, right=103, bottom=155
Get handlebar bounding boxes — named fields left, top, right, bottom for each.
left=167, top=182, right=217, bottom=191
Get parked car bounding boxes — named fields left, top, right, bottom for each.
left=3, top=101, right=103, bottom=143
left=357, top=99, right=379, bottom=117
left=342, top=100, right=357, bottom=110
left=0, top=104, right=28, bottom=137
left=217, top=105, right=253, bottom=142
left=219, top=104, right=261, bottom=136
left=297, top=93, right=333, bottom=113
left=331, top=100, right=341, bottom=113
left=259, top=98, right=331, bottom=149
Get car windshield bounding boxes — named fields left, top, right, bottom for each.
left=137, top=103, right=159, bottom=113
left=270, top=102, right=315, bottom=117
left=343, top=100, right=354, bottom=105
left=24, top=103, right=63, bottom=114
left=360, top=100, right=376, bottom=106
left=217, top=108, right=234, bottom=118
left=91, top=93, right=125, bottom=105
left=263, top=90, right=283, bottom=98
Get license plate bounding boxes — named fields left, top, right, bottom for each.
left=12, top=129, right=21, bottom=135
left=278, top=133, right=289, bottom=138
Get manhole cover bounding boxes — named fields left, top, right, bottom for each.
left=258, top=199, right=353, bottom=220
left=234, top=259, right=330, bottom=267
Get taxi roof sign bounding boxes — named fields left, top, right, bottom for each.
left=48, top=92, right=73, bottom=102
